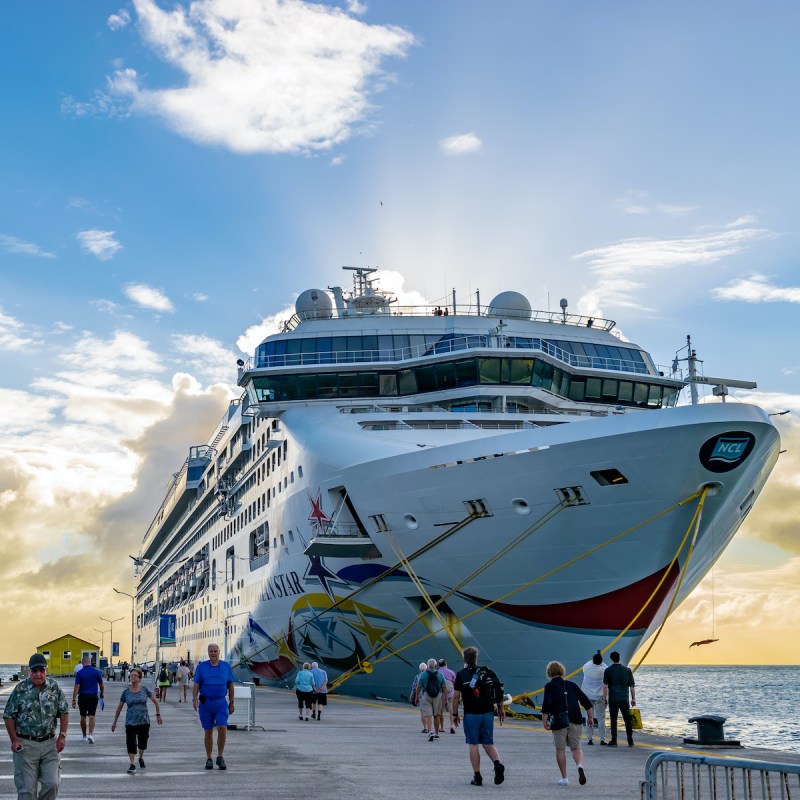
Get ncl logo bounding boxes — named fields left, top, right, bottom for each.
left=709, top=437, right=750, bottom=463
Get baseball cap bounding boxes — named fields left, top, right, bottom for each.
left=29, top=653, right=47, bottom=669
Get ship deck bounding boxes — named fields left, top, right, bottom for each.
left=2, top=678, right=797, bottom=799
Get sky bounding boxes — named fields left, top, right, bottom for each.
left=0, top=0, right=798, bottom=666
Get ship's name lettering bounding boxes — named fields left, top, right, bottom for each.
left=260, top=571, right=303, bottom=601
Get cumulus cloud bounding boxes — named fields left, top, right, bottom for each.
left=124, top=283, right=175, bottom=313
left=0, top=233, right=55, bottom=258
left=108, top=8, right=131, bottom=30
left=0, top=309, right=38, bottom=351
left=236, top=304, right=296, bottom=356
left=574, top=218, right=773, bottom=318
left=439, top=132, right=482, bottom=155
left=172, top=333, right=240, bottom=387
left=191, top=292, right=208, bottom=302
left=711, top=273, right=800, bottom=304
left=78, top=229, right=123, bottom=260
left=91, top=0, right=416, bottom=155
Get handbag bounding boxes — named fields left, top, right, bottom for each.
left=550, top=687, right=570, bottom=730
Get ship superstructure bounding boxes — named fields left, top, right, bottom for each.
left=134, top=268, right=780, bottom=698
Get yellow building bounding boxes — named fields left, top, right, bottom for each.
left=37, top=635, right=100, bottom=675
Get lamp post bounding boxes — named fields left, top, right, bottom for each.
left=113, top=588, right=135, bottom=664
left=100, top=616, right=123, bottom=668
left=93, top=627, right=110, bottom=661
left=131, top=555, right=188, bottom=672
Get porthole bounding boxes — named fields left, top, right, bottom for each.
left=403, top=513, right=419, bottom=530
left=511, top=498, right=531, bottom=515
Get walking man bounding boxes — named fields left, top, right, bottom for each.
left=73, top=654, right=104, bottom=743
left=581, top=651, right=608, bottom=745
left=451, top=646, right=505, bottom=786
left=438, top=658, right=457, bottom=734
left=3, top=653, right=69, bottom=800
left=310, top=662, right=328, bottom=720
left=192, top=643, right=235, bottom=770
left=414, top=658, right=447, bottom=741
left=603, top=650, right=636, bottom=747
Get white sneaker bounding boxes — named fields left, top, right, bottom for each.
left=79, top=736, right=88, bottom=742
left=558, top=778, right=569, bottom=786
left=87, top=735, right=95, bottom=744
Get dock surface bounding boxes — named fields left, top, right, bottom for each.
left=2, top=678, right=798, bottom=799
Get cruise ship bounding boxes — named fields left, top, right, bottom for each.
left=133, top=268, right=780, bottom=699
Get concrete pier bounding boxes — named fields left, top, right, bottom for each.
left=2, top=678, right=798, bottom=799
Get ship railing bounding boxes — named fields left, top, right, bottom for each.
left=312, top=521, right=366, bottom=539
left=282, top=304, right=616, bottom=331
left=245, top=337, right=651, bottom=376
left=641, top=751, right=800, bottom=800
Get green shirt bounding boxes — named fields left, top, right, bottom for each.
left=3, top=677, right=68, bottom=738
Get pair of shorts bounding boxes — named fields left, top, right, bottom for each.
left=198, top=696, right=229, bottom=730
left=296, top=690, right=314, bottom=709
left=420, top=694, right=444, bottom=717
left=314, top=693, right=327, bottom=706
left=463, top=712, right=494, bottom=745
left=552, top=722, right=583, bottom=751
left=77, top=694, right=99, bottom=717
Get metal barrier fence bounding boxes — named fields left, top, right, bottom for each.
left=642, top=752, right=800, bottom=800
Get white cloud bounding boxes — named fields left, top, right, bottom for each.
left=108, top=8, right=131, bottom=30
left=0, top=309, right=37, bottom=351
left=330, top=155, right=346, bottom=167
left=91, top=298, right=127, bottom=316
left=0, top=234, right=55, bottom=258
left=573, top=219, right=773, bottom=318
left=191, top=292, right=208, bottom=302
left=172, top=333, right=239, bottom=387
left=103, top=0, right=416, bottom=154
left=236, top=304, right=296, bottom=356
left=346, top=0, right=367, bottom=14
left=614, top=190, right=697, bottom=217
left=77, top=229, right=123, bottom=260
left=711, top=273, right=800, bottom=304
left=124, top=283, right=175, bottom=313
left=439, top=132, right=482, bottom=156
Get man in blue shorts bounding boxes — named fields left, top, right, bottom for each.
left=451, top=646, right=505, bottom=787
left=72, top=655, right=104, bottom=743
left=192, top=643, right=235, bottom=770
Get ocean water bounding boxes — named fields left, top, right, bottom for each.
left=635, top=665, right=799, bottom=753
left=2, top=662, right=797, bottom=752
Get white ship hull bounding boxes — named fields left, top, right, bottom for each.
left=137, top=400, right=778, bottom=700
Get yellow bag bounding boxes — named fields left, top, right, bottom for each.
left=629, top=707, right=642, bottom=730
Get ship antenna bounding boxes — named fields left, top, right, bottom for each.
left=686, top=334, right=699, bottom=406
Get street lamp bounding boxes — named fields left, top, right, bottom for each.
left=113, top=588, right=135, bottom=664
left=131, top=554, right=188, bottom=672
left=100, top=616, right=123, bottom=668
left=93, top=627, right=110, bottom=660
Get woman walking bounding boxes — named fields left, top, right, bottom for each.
left=156, top=663, right=170, bottom=702
left=294, top=662, right=315, bottom=721
left=111, top=667, right=163, bottom=773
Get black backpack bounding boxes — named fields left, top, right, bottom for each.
left=158, top=667, right=168, bottom=682
left=473, top=666, right=504, bottom=705
left=424, top=669, right=441, bottom=698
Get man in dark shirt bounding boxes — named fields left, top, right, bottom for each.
left=451, top=646, right=505, bottom=787
left=603, top=650, right=636, bottom=747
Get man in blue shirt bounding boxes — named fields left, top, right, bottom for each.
left=72, top=655, right=104, bottom=743
left=192, top=643, right=235, bottom=770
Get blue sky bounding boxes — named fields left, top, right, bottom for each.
left=0, top=1, right=798, bottom=663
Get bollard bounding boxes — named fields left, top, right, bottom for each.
left=684, top=714, right=740, bottom=747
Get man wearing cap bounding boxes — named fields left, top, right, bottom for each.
left=3, top=653, right=69, bottom=800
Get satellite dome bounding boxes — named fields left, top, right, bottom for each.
left=486, top=291, right=532, bottom=320
left=295, top=288, right=333, bottom=320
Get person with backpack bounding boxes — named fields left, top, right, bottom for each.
left=451, top=646, right=506, bottom=787
left=156, top=664, right=170, bottom=702
left=414, top=658, right=448, bottom=741
left=541, top=660, right=594, bottom=786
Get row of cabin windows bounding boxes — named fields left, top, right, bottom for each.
left=256, top=334, right=648, bottom=373
left=250, top=356, right=680, bottom=409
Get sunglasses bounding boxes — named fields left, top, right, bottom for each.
left=30, top=667, right=47, bottom=673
